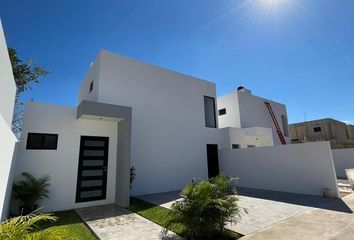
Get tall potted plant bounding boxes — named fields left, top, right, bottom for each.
left=13, top=172, right=51, bottom=215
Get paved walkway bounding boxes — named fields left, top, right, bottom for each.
left=76, top=204, right=181, bottom=240
left=241, top=193, right=354, bottom=240
left=138, top=188, right=336, bottom=235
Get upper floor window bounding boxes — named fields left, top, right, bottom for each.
left=218, top=108, right=226, bottom=116
left=26, top=133, right=58, bottom=150
left=89, top=81, right=93, bottom=93
left=204, top=96, right=216, bottom=128
left=314, top=127, right=322, bottom=133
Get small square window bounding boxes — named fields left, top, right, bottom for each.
left=218, top=108, right=226, bottom=116
left=247, top=145, right=256, bottom=148
left=26, top=133, right=58, bottom=150
left=314, top=127, right=322, bottom=132
left=232, top=144, right=240, bottom=149
left=89, top=81, right=93, bottom=93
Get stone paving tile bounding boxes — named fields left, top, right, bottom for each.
left=241, top=193, right=354, bottom=240
left=76, top=204, right=182, bottom=240
left=137, top=188, right=335, bottom=236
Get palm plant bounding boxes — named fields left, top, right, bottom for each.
left=168, top=174, right=240, bottom=240
left=0, top=212, right=69, bottom=240
left=13, top=172, right=51, bottom=215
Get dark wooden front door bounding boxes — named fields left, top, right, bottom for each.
left=206, top=144, right=219, bottom=178
left=76, top=136, right=109, bottom=203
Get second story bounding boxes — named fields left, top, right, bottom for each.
left=78, top=50, right=219, bottom=133
left=217, top=87, right=290, bottom=145
left=0, top=19, right=16, bottom=127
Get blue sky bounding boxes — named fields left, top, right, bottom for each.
left=1, top=0, right=354, bottom=124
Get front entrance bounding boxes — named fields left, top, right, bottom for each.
left=76, top=136, right=109, bottom=203
left=206, top=144, right=220, bottom=178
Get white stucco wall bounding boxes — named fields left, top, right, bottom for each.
left=219, top=142, right=339, bottom=197
left=219, top=127, right=274, bottom=150
left=332, top=149, right=354, bottom=178
left=237, top=91, right=291, bottom=145
left=217, top=93, right=241, bottom=128
left=0, top=115, right=17, bottom=220
left=0, top=19, right=16, bottom=127
left=81, top=50, right=221, bottom=196
left=0, top=19, right=17, bottom=221
left=78, top=57, right=101, bottom=103
left=15, top=102, right=118, bottom=212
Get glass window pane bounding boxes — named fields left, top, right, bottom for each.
left=44, top=135, right=58, bottom=149
left=80, top=190, right=102, bottom=198
left=82, top=160, right=104, bottom=167
left=82, top=170, right=103, bottom=177
left=84, top=140, right=105, bottom=147
left=83, top=150, right=104, bottom=156
left=204, top=96, right=216, bottom=128
left=81, top=180, right=103, bottom=187
left=28, top=134, right=43, bottom=148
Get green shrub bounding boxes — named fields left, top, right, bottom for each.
left=0, top=212, right=70, bottom=240
left=169, top=174, right=240, bottom=239
left=13, top=172, right=51, bottom=215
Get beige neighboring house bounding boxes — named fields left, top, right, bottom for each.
left=290, top=118, right=354, bottom=149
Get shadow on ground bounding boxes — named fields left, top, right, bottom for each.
left=237, top=187, right=353, bottom=213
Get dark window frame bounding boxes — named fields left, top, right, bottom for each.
left=204, top=96, right=217, bottom=128
left=89, top=81, right=93, bottom=93
left=232, top=144, right=241, bottom=149
left=26, top=133, right=58, bottom=150
left=314, top=127, right=322, bottom=133
left=218, top=108, right=226, bottom=116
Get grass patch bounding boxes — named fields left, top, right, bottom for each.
left=36, top=210, right=97, bottom=240
left=128, top=197, right=186, bottom=236
left=128, top=197, right=242, bottom=239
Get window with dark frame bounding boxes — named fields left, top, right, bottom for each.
left=26, top=133, right=58, bottom=150
left=232, top=144, right=240, bottom=149
left=204, top=96, right=217, bottom=128
left=314, top=127, right=322, bottom=133
left=218, top=108, right=226, bottom=116
left=89, top=81, right=93, bottom=93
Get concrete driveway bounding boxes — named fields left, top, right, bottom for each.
left=137, top=188, right=343, bottom=236
left=241, top=193, right=354, bottom=240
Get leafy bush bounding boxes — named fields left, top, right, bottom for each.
left=13, top=172, right=50, bottom=215
left=130, top=166, right=136, bottom=189
left=169, top=174, right=240, bottom=239
left=0, top=212, right=70, bottom=240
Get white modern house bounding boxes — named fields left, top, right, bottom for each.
left=0, top=20, right=342, bottom=219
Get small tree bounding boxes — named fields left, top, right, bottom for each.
left=8, top=47, right=48, bottom=137
left=169, top=174, right=240, bottom=240
left=13, top=172, right=51, bottom=215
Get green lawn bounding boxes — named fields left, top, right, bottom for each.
left=128, top=197, right=242, bottom=239
left=128, top=197, right=186, bottom=236
left=37, top=210, right=97, bottom=240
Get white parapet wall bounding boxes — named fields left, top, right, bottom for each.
left=219, top=142, right=339, bottom=197
left=332, top=149, right=354, bottom=179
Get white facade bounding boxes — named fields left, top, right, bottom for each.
left=79, top=50, right=221, bottom=196
left=218, top=88, right=290, bottom=145
left=15, top=102, right=119, bottom=211
left=0, top=19, right=17, bottom=220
